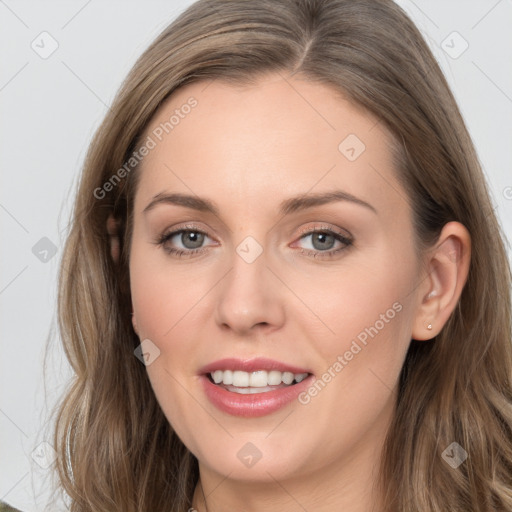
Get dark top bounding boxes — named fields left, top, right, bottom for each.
left=0, top=501, right=22, bottom=512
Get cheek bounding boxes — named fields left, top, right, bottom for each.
left=129, top=240, right=212, bottom=340
left=288, top=247, right=416, bottom=440
left=129, top=244, right=211, bottom=445
left=129, top=239, right=219, bottom=402
left=290, top=244, right=415, bottom=363
left=295, top=247, right=416, bottom=425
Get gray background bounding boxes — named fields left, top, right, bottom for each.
left=1, top=1, right=511, bottom=510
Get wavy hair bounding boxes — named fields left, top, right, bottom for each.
left=52, top=0, right=512, bottom=510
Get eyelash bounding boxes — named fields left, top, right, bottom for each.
left=155, top=223, right=353, bottom=259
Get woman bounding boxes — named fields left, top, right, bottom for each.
left=46, top=0, right=512, bottom=510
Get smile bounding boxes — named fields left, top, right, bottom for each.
left=209, top=369, right=310, bottom=392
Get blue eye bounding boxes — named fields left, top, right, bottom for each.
left=156, top=228, right=213, bottom=257
left=295, top=229, right=353, bottom=259
left=155, top=225, right=353, bottom=259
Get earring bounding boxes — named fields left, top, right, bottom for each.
left=427, top=323, right=432, bottom=330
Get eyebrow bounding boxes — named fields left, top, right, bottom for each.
left=143, top=190, right=377, bottom=216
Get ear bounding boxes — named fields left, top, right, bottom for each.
left=131, top=311, right=139, bottom=336
left=411, top=221, right=471, bottom=341
left=106, top=213, right=121, bottom=263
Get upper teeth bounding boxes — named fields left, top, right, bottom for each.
left=210, top=370, right=308, bottom=387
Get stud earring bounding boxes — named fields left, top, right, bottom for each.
left=427, top=323, right=432, bottom=330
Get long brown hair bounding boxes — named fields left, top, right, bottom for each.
left=52, top=0, right=512, bottom=510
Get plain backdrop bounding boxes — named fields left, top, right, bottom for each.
left=1, top=1, right=511, bottom=510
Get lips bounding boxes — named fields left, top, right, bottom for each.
left=198, top=357, right=315, bottom=417
left=200, top=373, right=314, bottom=417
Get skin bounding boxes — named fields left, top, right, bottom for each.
left=125, top=73, right=471, bottom=512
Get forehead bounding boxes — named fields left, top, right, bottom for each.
left=134, top=73, right=405, bottom=219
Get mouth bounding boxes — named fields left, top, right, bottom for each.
left=198, top=357, right=315, bottom=416
left=206, top=369, right=312, bottom=394
left=200, top=367, right=315, bottom=417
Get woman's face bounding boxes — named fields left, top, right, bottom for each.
left=129, top=73, right=425, bottom=486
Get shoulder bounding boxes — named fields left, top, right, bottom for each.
left=0, top=502, right=22, bottom=512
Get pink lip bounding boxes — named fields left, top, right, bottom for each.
left=198, top=358, right=314, bottom=417
left=200, top=373, right=315, bottom=417
left=198, top=357, right=311, bottom=375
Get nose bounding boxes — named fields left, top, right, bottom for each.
left=214, top=242, right=286, bottom=336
